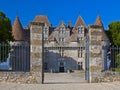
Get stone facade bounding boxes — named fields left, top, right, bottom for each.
left=43, top=17, right=87, bottom=72
left=42, top=15, right=110, bottom=73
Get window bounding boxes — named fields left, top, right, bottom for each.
left=60, top=62, right=64, bottom=66
left=78, top=62, right=83, bottom=70
left=62, top=38, right=64, bottom=42
left=59, top=50, right=61, bottom=56
left=81, top=52, right=83, bottom=57
left=59, top=38, right=61, bottom=42
left=62, top=30, right=64, bottom=34
left=78, top=50, right=80, bottom=58
left=77, top=26, right=84, bottom=34
left=44, top=62, right=48, bottom=70
left=78, top=49, right=83, bottom=58
left=62, top=50, right=64, bottom=56
left=60, top=27, right=63, bottom=30
left=78, top=28, right=81, bottom=34
left=59, top=38, right=64, bottom=42
left=44, top=50, right=49, bottom=57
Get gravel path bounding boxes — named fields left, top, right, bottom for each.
left=44, top=72, right=86, bottom=84
left=0, top=82, right=120, bottom=90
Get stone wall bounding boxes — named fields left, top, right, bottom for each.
left=0, top=72, right=41, bottom=84
left=89, top=25, right=103, bottom=67
left=92, top=71, right=120, bottom=83
left=30, top=22, right=44, bottom=83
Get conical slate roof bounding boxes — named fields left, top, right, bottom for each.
left=94, top=15, right=103, bottom=26
left=94, top=16, right=109, bottom=41
left=75, top=16, right=86, bottom=27
left=12, top=16, right=24, bottom=41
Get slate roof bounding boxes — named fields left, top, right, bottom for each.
left=12, top=16, right=24, bottom=41
left=12, top=15, right=109, bottom=42
left=34, top=15, right=51, bottom=27
left=94, top=15, right=109, bottom=41
left=94, top=15, right=103, bottom=26
left=70, top=16, right=86, bottom=42
left=74, top=16, right=86, bottom=27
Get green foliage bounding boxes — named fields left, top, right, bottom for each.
left=0, top=11, right=13, bottom=43
left=115, top=68, right=120, bottom=72
left=116, top=53, right=120, bottom=68
left=107, top=22, right=120, bottom=46
left=106, top=22, right=120, bottom=70
left=0, top=43, right=11, bottom=62
left=115, top=51, right=120, bottom=72
left=0, top=11, right=13, bottom=62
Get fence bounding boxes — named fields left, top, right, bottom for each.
left=109, top=46, right=120, bottom=72
left=0, top=41, right=30, bottom=71
left=1, top=41, right=120, bottom=83
left=92, top=46, right=120, bottom=82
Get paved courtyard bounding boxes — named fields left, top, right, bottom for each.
left=44, top=72, right=86, bottom=84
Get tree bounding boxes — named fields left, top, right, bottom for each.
left=0, top=11, right=13, bottom=42
left=0, top=11, right=13, bottom=62
left=107, top=22, right=120, bottom=46
left=106, top=22, right=120, bottom=71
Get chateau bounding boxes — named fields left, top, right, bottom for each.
left=12, top=15, right=110, bottom=73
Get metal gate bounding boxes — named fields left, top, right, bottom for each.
left=43, top=36, right=90, bottom=83
left=85, top=35, right=90, bottom=82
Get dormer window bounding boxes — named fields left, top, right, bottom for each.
left=77, top=26, right=84, bottom=34
left=59, top=26, right=65, bottom=30
left=60, top=27, right=63, bottom=30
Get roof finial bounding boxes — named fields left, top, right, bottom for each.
left=97, top=9, right=100, bottom=16
left=16, top=9, right=19, bottom=17
left=78, top=11, right=80, bottom=15
left=78, top=11, right=80, bottom=16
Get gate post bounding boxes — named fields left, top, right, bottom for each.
left=85, top=35, right=91, bottom=83
left=30, top=22, right=44, bottom=84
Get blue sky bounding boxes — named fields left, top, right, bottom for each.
left=0, top=0, right=120, bottom=29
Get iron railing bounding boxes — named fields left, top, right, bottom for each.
left=109, top=46, right=120, bottom=72
left=0, top=42, right=30, bottom=71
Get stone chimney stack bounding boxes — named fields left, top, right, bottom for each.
left=68, top=21, right=72, bottom=27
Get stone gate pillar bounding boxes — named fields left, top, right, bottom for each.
left=30, top=22, right=44, bottom=84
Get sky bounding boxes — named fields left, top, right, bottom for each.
left=0, top=0, right=120, bottom=29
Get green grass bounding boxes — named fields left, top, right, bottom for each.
left=115, top=68, right=120, bottom=72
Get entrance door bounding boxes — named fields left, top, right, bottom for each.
left=58, top=61, right=65, bottom=72
left=59, top=67, right=64, bottom=72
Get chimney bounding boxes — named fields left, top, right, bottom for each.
left=68, top=21, right=72, bottom=27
